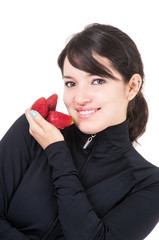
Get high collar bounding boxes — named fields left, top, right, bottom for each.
left=74, top=120, right=132, bottom=154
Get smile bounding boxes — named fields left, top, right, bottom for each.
left=76, top=108, right=100, bottom=119
left=79, top=110, right=96, bottom=115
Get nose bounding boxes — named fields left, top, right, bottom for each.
left=74, top=88, right=92, bottom=105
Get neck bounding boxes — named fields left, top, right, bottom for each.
left=74, top=119, right=132, bottom=153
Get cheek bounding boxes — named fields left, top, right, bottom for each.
left=63, top=91, right=73, bottom=109
left=102, top=87, right=127, bottom=111
left=110, top=89, right=128, bottom=115
left=63, top=91, right=68, bottom=107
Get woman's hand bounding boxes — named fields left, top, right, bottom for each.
left=25, top=108, right=64, bottom=149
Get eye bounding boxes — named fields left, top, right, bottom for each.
left=92, top=78, right=106, bottom=85
left=65, top=81, right=76, bottom=87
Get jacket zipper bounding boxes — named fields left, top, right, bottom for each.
left=83, top=134, right=96, bottom=149
left=80, top=134, right=97, bottom=177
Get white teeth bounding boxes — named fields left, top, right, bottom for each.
left=79, top=110, right=95, bottom=115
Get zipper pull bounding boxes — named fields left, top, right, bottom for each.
left=83, top=134, right=96, bottom=149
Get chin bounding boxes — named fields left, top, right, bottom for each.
left=76, top=123, right=104, bottom=135
left=75, top=123, right=93, bottom=134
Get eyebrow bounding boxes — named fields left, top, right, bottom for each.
left=63, top=73, right=96, bottom=79
left=63, top=75, right=73, bottom=79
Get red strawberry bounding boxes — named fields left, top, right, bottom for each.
left=31, top=97, right=48, bottom=118
left=47, top=111, right=74, bottom=129
left=46, top=94, right=58, bottom=111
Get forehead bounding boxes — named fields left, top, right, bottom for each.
left=92, top=52, right=119, bottom=75
left=63, top=57, right=92, bottom=79
left=63, top=55, right=123, bottom=82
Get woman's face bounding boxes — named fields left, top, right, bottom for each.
left=63, top=56, right=129, bottom=134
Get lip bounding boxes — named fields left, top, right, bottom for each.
left=75, top=107, right=101, bottom=119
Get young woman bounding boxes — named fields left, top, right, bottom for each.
left=0, top=23, right=159, bottom=240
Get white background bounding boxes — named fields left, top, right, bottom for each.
left=0, top=0, right=159, bottom=239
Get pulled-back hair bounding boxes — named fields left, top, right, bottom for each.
left=58, top=23, right=149, bottom=143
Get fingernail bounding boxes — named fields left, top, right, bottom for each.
left=30, top=110, right=37, bottom=117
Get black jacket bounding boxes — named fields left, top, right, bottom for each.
left=0, top=114, right=159, bottom=240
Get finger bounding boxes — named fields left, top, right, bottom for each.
left=29, top=109, right=49, bottom=130
left=25, top=107, right=33, bottom=125
left=25, top=108, right=44, bottom=135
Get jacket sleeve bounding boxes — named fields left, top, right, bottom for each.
left=45, top=141, right=159, bottom=240
left=0, top=115, right=32, bottom=240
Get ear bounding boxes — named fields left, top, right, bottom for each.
left=126, top=74, right=142, bottom=101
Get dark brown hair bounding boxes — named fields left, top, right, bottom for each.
left=58, top=23, right=149, bottom=143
